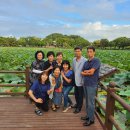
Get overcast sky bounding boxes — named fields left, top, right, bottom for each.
left=0, top=0, right=130, bottom=41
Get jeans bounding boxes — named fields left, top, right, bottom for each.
left=53, top=92, right=62, bottom=106
left=83, top=86, right=97, bottom=121
left=74, top=86, right=84, bottom=110
left=63, top=86, right=73, bottom=108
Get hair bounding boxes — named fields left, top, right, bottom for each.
left=47, top=51, right=55, bottom=57
left=38, top=71, right=49, bottom=84
left=56, top=52, right=63, bottom=57
left=52, top=66, right=61, bottom=73
left=87, top=46, right=95, bottom=52
left=62, top=60, right=71, bottom=69
left=35, top=50, right=45, bottom=60
left=74, top=46, right=82, bottom=51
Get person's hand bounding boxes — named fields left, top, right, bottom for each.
left=61, top=71, right=64, bottom=77
left=84, top=70, right=88, bottom=73
left=48, top=89, right=53, bottom=94
left=81, top=71, right=84, bottom=75
left=49, top=65, right=53, bottom=70
left=36, top=98, right=43, bottom=103
left=51, top=77, right=56, bottom=85
left=81, top=71, right=87, bottom=76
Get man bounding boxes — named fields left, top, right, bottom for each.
left=72, top=46, right=87, bottom=114
left=81, top=46, right=101, bottom=126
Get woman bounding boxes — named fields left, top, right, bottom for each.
left=44, top=51, right=56, bottom=75
left=54, top=52, right=63, bottom=70
left=49, top=66, right=63, bottom=111
left=30, top=50, right=45, bottom=85
left=61, top=60, right=74, bottom=112
left=28, top=71, right=52, bottom=116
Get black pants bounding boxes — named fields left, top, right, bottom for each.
left=35, top=100, right=49, bottom=112
left=74, top=86, right=84, bottom=110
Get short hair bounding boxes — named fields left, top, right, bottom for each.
left=87, top=46, right=95, bottom=52
left=56, top=52, right=63, bottom=57
left=62, top=60, right=71, bottom=69
left=35, top=50, right=45, bottom=59
left=74, top=46, right=82, bottom=51
left=52, top=66, right=61, bottom=73
left=38, top=71, right=49, bottom=84
left=47, top=51, right=55, bottom=57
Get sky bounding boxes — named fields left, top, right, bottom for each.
left=0, top=0, right=130, bottom=41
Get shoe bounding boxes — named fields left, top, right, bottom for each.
left=62, top=107, right=69, bottom=113
left=73, top=108, right=81, bottom=114
left=81, top=116, right=89, bottom=121
left=35, top=109, right=43, bottom=116
left=55, top=105, right=60, bottom=109
left=83, top=120, right=94, bottom=126
left=51, top=106, right=57, bottom=112
left=71, top=104, right=77, bottom=108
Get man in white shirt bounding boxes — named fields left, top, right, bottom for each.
left=72, top=46, right=87, bottom=113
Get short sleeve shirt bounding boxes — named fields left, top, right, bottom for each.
left=82, top=58, right=101, bottom=87
left=30, top=80, right=50, bottom=100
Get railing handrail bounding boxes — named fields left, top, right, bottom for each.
left=99, top=81, right=130, bottom=112
left=0, top=66, right=30, bottom=96
left=111, top=92, right=130, bottom=111
left=0, top=71, right=25, bottom=73
left=96, top=81, right=130, bottom=130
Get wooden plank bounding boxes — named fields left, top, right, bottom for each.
left=0, top=71, right=25, bottom=73
left=0, top=97, right=103, bottom=130
left=0, top=84, right=26, bottom=87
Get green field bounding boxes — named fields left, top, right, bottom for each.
left=0, top=47, right=130, bottom=129
left=0, top=47, right=130, bottom=71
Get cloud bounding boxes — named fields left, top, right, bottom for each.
left=0, top=0, right=130, bottom=41
left=77, top=22, right=130, bottom=41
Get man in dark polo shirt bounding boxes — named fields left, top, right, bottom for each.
left=81, top=46, right=100, bottom=126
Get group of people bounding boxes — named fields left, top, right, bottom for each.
left=28, top=46, right=100, bottom=127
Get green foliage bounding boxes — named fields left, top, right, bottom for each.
left=113, top=37, right=130, bottom=49
left=92, top=37, right=130, bottom=50
left=0, top=33, right=90, bottom=48
left=100, top=39, right=109, bottom=49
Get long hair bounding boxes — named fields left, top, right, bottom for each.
left=38, top=71, right=49, bottom=84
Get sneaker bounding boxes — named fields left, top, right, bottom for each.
left=62, top=107, right=70, bottom=113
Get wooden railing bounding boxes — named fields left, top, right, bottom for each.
left=0, top=66, right=129, bottom=130
left=95, top=81, right=130, bottom=130
left=0, top=66, right=30, bottom=96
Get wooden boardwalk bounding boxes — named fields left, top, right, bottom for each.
left=0, top=97, right=103, bottom=130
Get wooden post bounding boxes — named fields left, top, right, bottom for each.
left=25, top=65, right=30, bottom=97
left=105, top=82, right=116, bottom=130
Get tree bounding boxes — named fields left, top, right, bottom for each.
left=93, top=40, right=101, bottom=48
left=100, top=39, right=109, bottom=49
left=113, top=37, right=130, bottom=49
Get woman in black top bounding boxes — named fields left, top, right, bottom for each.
left=44, top=51, right=56, bottom=75
left=30, top=50, right=45, bottom=85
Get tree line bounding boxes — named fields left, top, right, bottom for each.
left=0, top=33, right=130, bottom=49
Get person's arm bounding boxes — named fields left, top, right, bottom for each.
left=32, top=69, right=43, bottom=74
left=81, top=68, right=96, bottom=76
left=28, top=90, right=43, bottom=103
left=45, top=65, right=53, bottom=72
left=81, top=59, right=100, bottom=76
left=61, top=71, right=72, bottom=83
left=47, top=84, right=53, bottom=95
